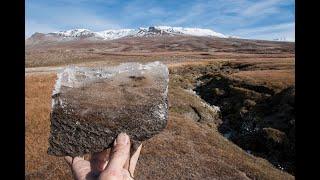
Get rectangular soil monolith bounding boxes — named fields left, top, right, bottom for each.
left=48, top=61, right=169, bottom=157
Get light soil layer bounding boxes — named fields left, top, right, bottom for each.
left=25, top=58, right=294, bottom=179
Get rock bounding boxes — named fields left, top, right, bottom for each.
left=48, top=62, right=169, bottom=157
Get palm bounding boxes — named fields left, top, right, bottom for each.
left=70, top=155, right=132, bottom=180
left=65, top=133, right=142, bottom=180
left=71, top=157, right=95, bottom=180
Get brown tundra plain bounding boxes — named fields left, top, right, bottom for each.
left=25, top=36, right=295, bottom=179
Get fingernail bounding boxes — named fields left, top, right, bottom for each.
left=116, top=133, right=129, bottom=145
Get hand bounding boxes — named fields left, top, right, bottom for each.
left=65, top=133, right=142, bottom=180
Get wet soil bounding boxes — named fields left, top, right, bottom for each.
left=194, top=73, right=295, bottom=174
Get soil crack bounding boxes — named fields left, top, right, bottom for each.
left=194, top=73, right=295, bottom=175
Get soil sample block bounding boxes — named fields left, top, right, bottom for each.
left=48, top=61, right=169, bottom=156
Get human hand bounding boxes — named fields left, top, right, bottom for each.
left=65, top=133, right=142, bottom=180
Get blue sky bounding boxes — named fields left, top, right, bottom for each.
left=26, top=0, right=295, bottom=41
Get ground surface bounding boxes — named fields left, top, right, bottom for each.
left=25, top=36, right=294, bottom=179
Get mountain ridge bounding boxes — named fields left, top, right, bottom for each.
left=27, top=26, right=230, bottom=42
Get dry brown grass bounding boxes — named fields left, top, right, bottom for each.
left=26, top=35, right=294, bottom=68
left=25, top=66, right=294, bottom=179
left=25, top=35, right=295, bottom=179
left=25, top=73, right=72, bottom=179
left=231, top=69, right=295, bottom=91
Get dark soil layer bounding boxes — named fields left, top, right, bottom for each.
left=195, top=73, right=295, bottom=174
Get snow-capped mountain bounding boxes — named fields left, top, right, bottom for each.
left=95, top=29, right=138, bottom=40
left=153, top=26, right=227, bottom=37
left=28, top=26, right=231, bottom=43
left=54, top=29, right=96, bottom=37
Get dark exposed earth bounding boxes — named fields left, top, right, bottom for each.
left=195, top=71, right=295, bottom=174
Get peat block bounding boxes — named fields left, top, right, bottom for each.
left=48, top=62, right=169, bottom=156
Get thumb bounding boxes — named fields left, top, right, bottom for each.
left=100, top=133, right=131, bottom=178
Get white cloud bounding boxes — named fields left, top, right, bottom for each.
left=167, top=3, right=207, bottom=26
left=242, top=0, right=283, bottom=16
left=147, top=7, right=166, bottom=15
left=25, top=20, right=59, bottom=38
left=52, top=8, right=120, bottom=30
left=26, top=1, right=120, bottom=37
left=231, top=22, right=295, bottom=41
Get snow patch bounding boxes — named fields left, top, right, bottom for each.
left=154, top=26, right=227, bottom=38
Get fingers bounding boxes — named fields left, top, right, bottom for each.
left=91, top=149, right=110, bottom=172
left=107, top=133, right=131, bottom=169
left=100, top=133, right=131, bottom=178
left=64, top=156, right=73, bottom=166
left=129, top=144, right=142, bottom=177
left=64, top=156, right=84, bottom=165
left=124, top=156, right=130, bottom=170
left=73, top=156, right=84, bottom=163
